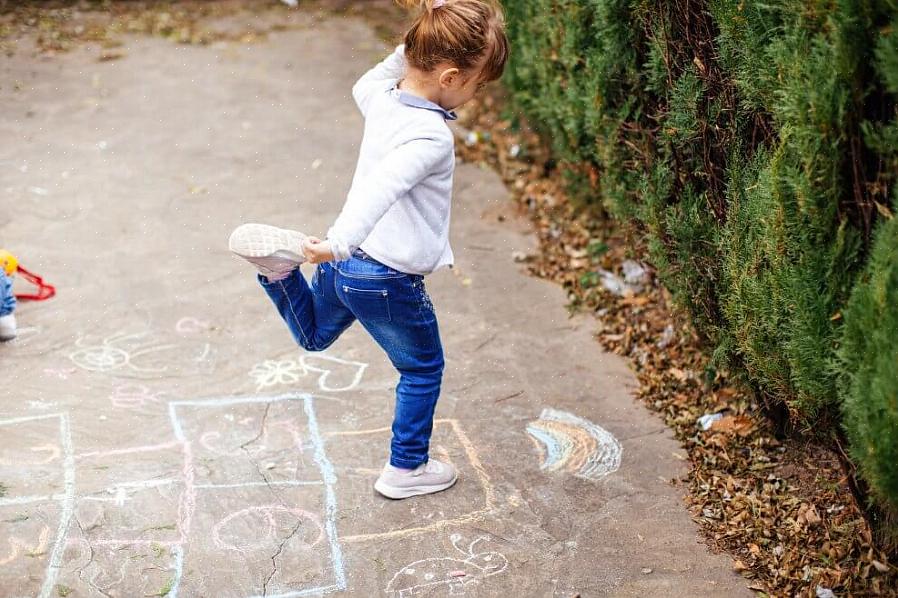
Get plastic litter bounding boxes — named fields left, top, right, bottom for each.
left=697, top=412, right=725, bottom=430
left=598, top=269, right=628, bottom=296
left=815, top=587, right=836, bottom=598
left=621, top=259, right=650, bottom=286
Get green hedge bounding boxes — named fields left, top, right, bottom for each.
left=504, top=0, right=898, bottom=543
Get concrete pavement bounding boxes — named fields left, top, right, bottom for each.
left=0, top=8, right=751, bottom=597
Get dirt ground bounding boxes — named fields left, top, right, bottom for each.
left=0, top=7, right=752, bottom=597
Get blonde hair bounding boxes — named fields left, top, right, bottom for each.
left=395, top=0, right=509, bottom=82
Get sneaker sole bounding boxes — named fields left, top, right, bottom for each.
left=228, top=223, right=307, bottom=263
left=373, top=473, right=458, bottom=500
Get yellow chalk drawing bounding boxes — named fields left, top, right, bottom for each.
left=327, top=419, right=497, bottom=543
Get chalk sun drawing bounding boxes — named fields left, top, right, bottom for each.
left=68, top=331, right=213, bottom=377
left=68, top=332, right=176, bottom=374
left=525, top=408, right=622, bottom=480
left=385, top=534, right=508, bottom=597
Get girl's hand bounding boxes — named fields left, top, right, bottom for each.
left=302, top=236, right=335, bottom=264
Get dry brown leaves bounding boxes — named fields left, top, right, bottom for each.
left=455, top=88, right=898, bottom=597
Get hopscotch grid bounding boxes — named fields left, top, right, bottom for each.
left=166, top=392, right=344, bottom=598
left=0, top=413, right=76, bottom=598
left=1, top=394, right=344, bottom=597
left=303, top=396, right=346, bottom=591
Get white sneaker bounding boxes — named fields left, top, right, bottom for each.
left=0, top=314, right=16, bottom=342
left=374, top=458, right=458, bottom=499
left=228, top=223, right=308, bottom=281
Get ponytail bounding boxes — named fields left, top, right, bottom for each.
left=394, top=0, right=508, bottom=82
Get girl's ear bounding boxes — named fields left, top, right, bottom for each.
left=438, top=67, right=460, bottom=88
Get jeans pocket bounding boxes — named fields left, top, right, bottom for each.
left=340, top=284, right=391, bottom=322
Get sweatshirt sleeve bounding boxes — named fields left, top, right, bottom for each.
left=351, top=45, right=407, bottom=117
left=327, top=135, right=452, bottom=261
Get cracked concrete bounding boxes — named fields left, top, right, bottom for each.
left=0, top=7, right=752, bottom=598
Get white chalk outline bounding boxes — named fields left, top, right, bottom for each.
left=249, top=353, right=368, bottom=393
left=299, top=354, right=368, bottom=392
left=167, top=393, right=346, bottom=597
left=0, top=413, right=75, bottom=598
left=385, top=534, right=508, bottom=597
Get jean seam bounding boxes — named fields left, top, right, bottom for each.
left=278, top=278, right=311, bottom=348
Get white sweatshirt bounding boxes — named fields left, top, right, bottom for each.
left=326, top=45, right=456, bottom=275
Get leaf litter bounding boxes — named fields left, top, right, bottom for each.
left=454, top=88, right=898, bottom=597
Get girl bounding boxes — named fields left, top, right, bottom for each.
left=228, top=0, right=508, bottom=499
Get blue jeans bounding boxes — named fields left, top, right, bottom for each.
left=0, top=271, right=15, bottom=317
left=260, top=250, right=444, bottom=469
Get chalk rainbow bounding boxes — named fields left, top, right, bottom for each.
left=525, top=408, right=622, bottom=480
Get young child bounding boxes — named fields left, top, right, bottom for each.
left=228, top=0, right=508, bottom=499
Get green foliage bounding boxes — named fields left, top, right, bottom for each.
left=503, top=0, right=898, bottom=537
left=839, top=209, right=898, bottom=546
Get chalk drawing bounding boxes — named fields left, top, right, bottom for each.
left=0, top=413, right=76, bottom=598
left=109, top=383, right=166, bottom=409
left=385, top=534, right=508, bottom=597
left=300, top=354, right=367, bottom=392
left=68, top=332, right=176, bottom=373
left=58, top=393, right=341, bottom=596
left=249, top=359, right=306, bottom=391
left=525, top=408, right=622, bottom=481
left=80, top=478, right=178, bottom=507
left=166, top=393, right=346, bottom=597
left=68, top=331, right=213, bottom=377
left=0, top=526, right=50, bottom=566
left=175, top=316, right=210, bottom=335
left=327, top=419, right=497, bottom=544
left=248, top=353, right=368, bottom=392
left=212, top=505, right=325, bottom=552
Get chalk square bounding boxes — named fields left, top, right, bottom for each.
left=326, top=419, right=496, bottom=542
left=74, top=476, right=183, bottom=547
left=74, top=443, right=184, bottom=497
left=181, top=485, right=336, bottom=597
left=0, top=414, right=67, bottom=499
left=167, top=393, right=345, bottom=597
left=169, top=394, right=324, bottom=487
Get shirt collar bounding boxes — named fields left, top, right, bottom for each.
left=389, top=85, right=458, bottom=121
